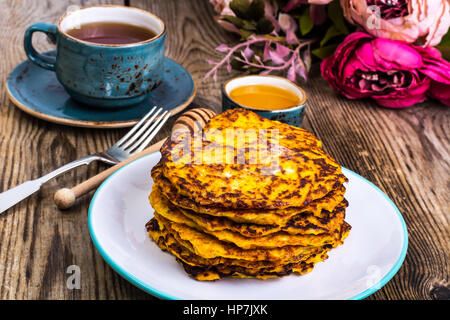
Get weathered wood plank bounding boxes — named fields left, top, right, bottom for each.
left=0, top=0, right=152, bottom=300
left=0, top=0, right=448, bottom=300
left=302, top=69, right=449, bottom=299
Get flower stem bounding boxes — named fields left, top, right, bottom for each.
left=204, top=36, right=283, bottom=79
left=234, top=40, right=313, bottom=72
left=205, top=35, right=315, bottom=79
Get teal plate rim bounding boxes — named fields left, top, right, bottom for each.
left=88, top=153, right=408, bottom=300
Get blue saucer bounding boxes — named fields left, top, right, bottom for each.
left=6, top=52, right=196, bottom=128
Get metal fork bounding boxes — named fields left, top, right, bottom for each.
left=0, top=106, right=171, bottom=214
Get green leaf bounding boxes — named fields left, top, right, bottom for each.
left=249, top=0, right=265, bottom=21
left=239, top=29, right=254, bottom=40
left=320, top=25, right=343, bottom=47
left=257, top=18, right=274, bottom=34
left=299, top=8, right=314, bottom=36
left=242, top=20, right=257, bottom=31
left=230, top=0, right=252, bottom=20
left=438, top=30, right=450, bottom=47
left=327, top=0, right=349, bottom=34
left=436, top=45, right=450, bottom=61
left=312, top=44, right=338, bottom=60
left=221, top=15, right=244, bottom=29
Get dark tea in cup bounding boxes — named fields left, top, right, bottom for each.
left=66, top=22, right=157, bottom=45
left=24, top=5, right=166, bottom=107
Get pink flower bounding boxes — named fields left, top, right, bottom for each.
left=320, top=32, right=450, bottom=108
left=340, top=0, right=450, bottom=47
left=416, top=46, right=450, bottom=105
left=210, top=0, right=235, bottom=16
left=428, top=82, right=450, bottom=106
left=265, top=0, right=280, bottom=31
left=278, top=13, right=299, bottom=44
left=209, top=0, right=241, bottom=34
left=216, top=20, right=241, bottom=34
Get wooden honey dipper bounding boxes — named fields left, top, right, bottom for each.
left=54, top=108, right=216, bottom=210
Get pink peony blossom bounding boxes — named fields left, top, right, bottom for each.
left=321, top=32, right=450, bottom=108
left=416, top=46, right=450, bottom=105
left=340, top=0, right=450, bottom=47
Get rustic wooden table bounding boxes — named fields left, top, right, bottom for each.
left=0, top=0, right=448, bottom=300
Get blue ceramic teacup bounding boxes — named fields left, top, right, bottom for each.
left=24, top=5, right=166, bottom=108
left=222, top=75, right=307, bottom=127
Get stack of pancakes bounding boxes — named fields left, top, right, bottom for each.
left=147, top=109, right=351, bottom=281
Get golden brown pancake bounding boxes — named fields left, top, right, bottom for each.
left=150, top=184, right=347, bottom=237
left=179, top=253, right=325, bottom=281
left=147, top=218, right=330, bottom=280
left=152, top=165, right=346, bottom=225
left=146, top=109, right=352, bottom=281
left=159, top=108, right=347, bottom=209
left=150, top=190, right=344, bottom=249
left=147, top=218, right=327, bottom=269
left=150, top=214, right=350, bottom=262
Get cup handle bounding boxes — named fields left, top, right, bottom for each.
left=24, top=23, right=58, bottom=71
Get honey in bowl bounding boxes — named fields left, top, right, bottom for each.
left=229, top=84, right=301, bottom=110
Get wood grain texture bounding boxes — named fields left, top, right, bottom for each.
left=0, top=0, right=152, bottom=300
left=0, top=0, right=448, bottom=300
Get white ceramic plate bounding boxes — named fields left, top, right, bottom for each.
left=89, top=153, right=408, bottom=300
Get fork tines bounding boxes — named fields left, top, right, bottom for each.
left=116, top=106, right=171, bottom=154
